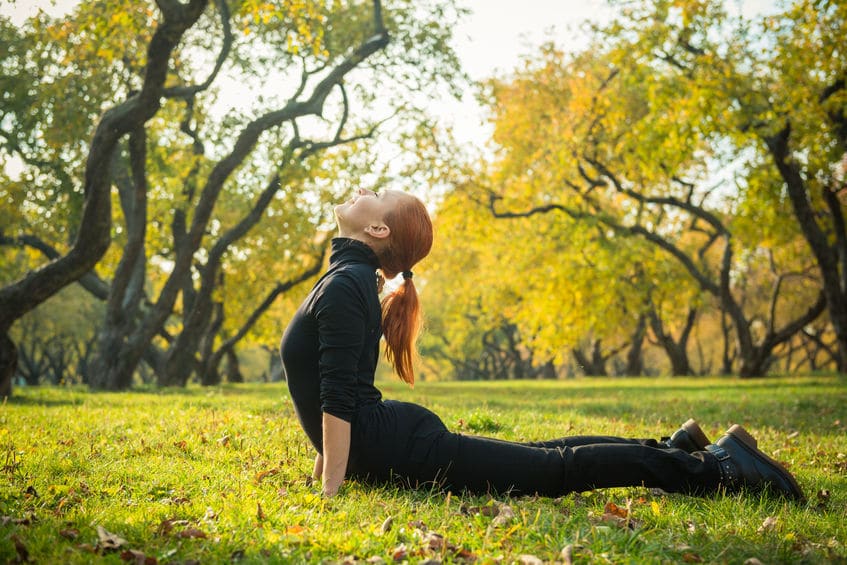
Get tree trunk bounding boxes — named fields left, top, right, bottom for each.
left=90, top=130, right=149, bottom=390
left=0, top=0, right=208, bottom=395
left=647, top=304, right=696, bottom=376
left=623, top=314, right=647, bottom=376
left=766, top=122, right=847, bottom=373
left=224, top=346, right=244, bottom=383
left=0, top=334, right=17, bottom=399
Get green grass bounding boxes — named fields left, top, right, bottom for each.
left=1, top=376, right=846, bottom=564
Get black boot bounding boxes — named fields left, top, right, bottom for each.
left=706, top=424, right=804, bottom=501
left=662, top=418, right=712, bottom=453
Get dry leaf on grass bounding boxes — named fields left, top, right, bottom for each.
left=177, top=527, right=208, bottom=539
left=757, top=516, right=778, bottom=533
left=97, top=525, right=128, bottom=550
left=489, top=504, right=515, bottom=528
left=391, top=543, right=408, bottom=561
left=120, top=548, right=158, bottom=565
left=561, top=544, right=573, bottom=564
left=11, top=534, right=29, bottom=562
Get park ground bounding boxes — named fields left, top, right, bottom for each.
left=0, top=376, right=845, bottom=563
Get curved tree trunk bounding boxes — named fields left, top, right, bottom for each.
left=766, top=118, right=847, bottom=373
left=0, top=0, right=208, bottom=394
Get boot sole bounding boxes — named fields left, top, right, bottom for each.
left=681, top=418, right=713, bottom=451
left=726, top=424, right=805, bottom=501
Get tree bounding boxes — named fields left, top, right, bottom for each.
left=0, top=0, right=209, bottom=396
left=595, top=0, right=847, bottom=370
left=480, top=6, right=830, bottom=376
left=1, top=0, right=465, bottom=391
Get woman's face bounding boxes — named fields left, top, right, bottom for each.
left=335, top=188, right=403, bottom=238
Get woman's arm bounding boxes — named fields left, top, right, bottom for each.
left=321, top=412, right=351, bottom=497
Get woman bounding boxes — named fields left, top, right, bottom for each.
left=280, top=188, right=804, bottom=501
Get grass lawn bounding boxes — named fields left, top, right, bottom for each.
left=1, top=376, right=845, bottom=564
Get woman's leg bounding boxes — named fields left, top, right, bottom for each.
left=522, top=436, right=661, bottom=449
left=422, top=431, right=720, bottom=497
left=523, top=419, right=710, bottom=452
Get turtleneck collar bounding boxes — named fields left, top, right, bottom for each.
left=330, top=237, right=381, bottom=269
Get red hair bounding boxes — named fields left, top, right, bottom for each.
left=378, top=194, right=433, bottom=385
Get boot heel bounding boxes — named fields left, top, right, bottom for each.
left=681, top=419, right=710, bottom=450
left=727, top=424, right=758, bottom=449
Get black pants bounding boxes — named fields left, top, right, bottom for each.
left=348, top=400, right=722, bottom=497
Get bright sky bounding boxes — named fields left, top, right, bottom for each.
left=2, top=0, right=779, bottom=166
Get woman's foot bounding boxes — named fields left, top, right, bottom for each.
left=662, top=418, right=711, bottom=452
left=707, top=424, right=805, bottom=501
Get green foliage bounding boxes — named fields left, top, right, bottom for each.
left=0, top=377, right=845, bottom=562
left=423, top=0, right=845, bottom=377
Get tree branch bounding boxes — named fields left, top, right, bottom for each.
left=163, top=0, right=233, bottom=99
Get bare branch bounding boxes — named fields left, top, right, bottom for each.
left=164, top=0, right=232, bottom=99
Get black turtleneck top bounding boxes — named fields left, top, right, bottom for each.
left=280, top=238, right=384, bottom=454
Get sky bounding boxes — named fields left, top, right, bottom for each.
left=2, top=0, right=779, bottom=167
left=1, top=0, right=617, bottom=145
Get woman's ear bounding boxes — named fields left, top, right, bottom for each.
left=364, top=223, right=390, bottom=239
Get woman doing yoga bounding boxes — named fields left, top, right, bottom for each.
left=280, top=188, right=804, bottom=501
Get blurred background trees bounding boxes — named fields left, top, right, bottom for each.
left=1, top=0, right=844, bottom=390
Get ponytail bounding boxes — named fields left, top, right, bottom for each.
left=376, top=193, right=433, bottom=385
left=381, top=278, right=421, bottom=385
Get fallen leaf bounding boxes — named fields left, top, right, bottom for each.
left=453, top=546, right=477, bottom=561
left=177, top=527, right=207, bottom=539
left=255, top=468, right=280, bottom=483
left=11, top=534, right=28, bottom=562
left=257, top=502, right=266, bottom=521
left=120, top=548, right=158, bottom=565
left=682, top=552, right=703, bottom=563
left=380, top=516, right=394, bottom=534
left=686, top=521, right=697, bottom=533
left=597, top=502, right=642, bottom=531
left=1, top=514, right=32, bottom=526
left=391, top=543, right=408, bottom=561
left=286, top=525, right=305, bottom=535
left=423, top=532, right=444, bottom=552
left=743, top=559, right=765, bottom=565
left=561, top=544, right=573, bottom=564
left=757, top=516, right=777, bottom=534
left=157, top=519, right=189, bottom=536
left=173, top=440, right=188, bottom=450
left=603, top=501, right=628, bottom=519
left=59, top=528, right=80, bottom=540
left=816, top=489, right=831, bottom=510
left=97, top=525, right=128, bottom=550
left=517, top=554, right=544, bottom=565
left=408, top=519, right=427, bottom=531
left=489, top=504, right=515, bottom=528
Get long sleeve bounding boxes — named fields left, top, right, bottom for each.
left=315, top=273, right=367, bottom=422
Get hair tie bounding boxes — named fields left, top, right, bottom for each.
left=402, top=270, right=413, bottom=280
